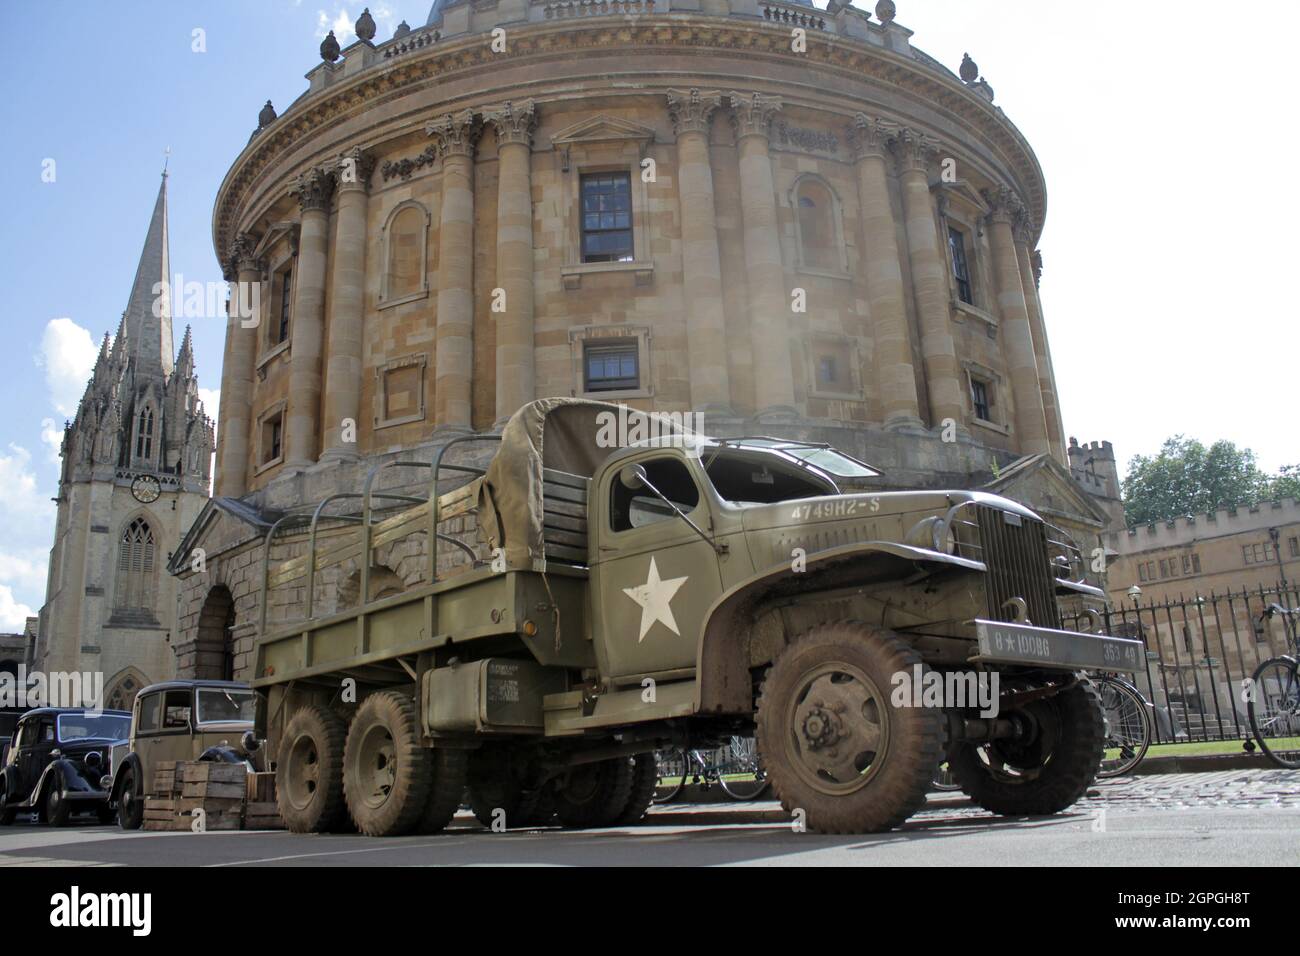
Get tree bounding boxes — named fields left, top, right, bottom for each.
left=1269, top=464, right=1300, bottom=501
left=1121, top=436, right=1272, bottom=526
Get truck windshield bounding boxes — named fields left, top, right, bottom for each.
left=57, top=713, right=130, bottom=742
left=703, top=448, right=837, bottom=504
left=195, top=688, right=255, bottom=725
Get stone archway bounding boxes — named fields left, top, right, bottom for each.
left=195, top=585, right=236, bottom=681
left=105, top=667, right=149, bottom=712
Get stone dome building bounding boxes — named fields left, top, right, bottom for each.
left=173, top=0, right=1101, bottom=678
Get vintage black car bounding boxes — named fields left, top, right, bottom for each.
left=0, top=708, right=131, bottom=826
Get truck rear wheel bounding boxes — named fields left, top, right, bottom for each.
left=613, top=753, right=657, bottom=825
left=756, top=622, right=942, bottom=834
left=277, top=705, right=348, bottom=833
left=553, top=757, right=635, bottom=828
left=467, top=748, right=551, bottom=830
left=343, top=690, right=432, bottom=837
left=414, top=748, right=469, bottom=834
left=948, top=681, right=1104, bottom=816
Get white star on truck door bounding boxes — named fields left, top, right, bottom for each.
left=623, top=557, right=688, bottom=643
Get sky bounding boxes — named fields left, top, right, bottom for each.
left=0, top=0, right=1295, bottom=628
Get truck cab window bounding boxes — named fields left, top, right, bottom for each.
left=704, top=450, right=833, bottom=504
left=610, top=457, right=700, bottom=533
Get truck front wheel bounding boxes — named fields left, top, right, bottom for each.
left=343, top=691, right=432, bottom=837
left=756, top=622, right=942, bottom=834
left=467, top=747, right=552, bottom=830
left=277, top=705, right=348, bottom=833
left=947, top=680, right=1104, bottom=816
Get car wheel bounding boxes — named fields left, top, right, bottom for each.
left=117, top=766, right=144, bottom=830
left=45, top=781, right=71, bottom=828
left=0, top=780, right=16, bottom=826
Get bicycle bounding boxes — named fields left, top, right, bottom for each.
left=1092, top=673, right=1153, bottom=778
left=653, top=736, right=770, bottom=803
left=1247, top=604, right=1300, bottom=769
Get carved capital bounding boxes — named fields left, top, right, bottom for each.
left=292, top=166, right=336, bottom=214
left=982, top=185, right=1025, bottom=226
left=1012, top=208, right=1036, bottom=245
left=426, top=108, right=480, bottom=160
left=228, top=232, right=265, bottom=277
left=891, top=127, right=939, bottom=175
left=333, top=147, right=376, bottom=193
left=483, top=100, right=537, bottom=148
left=666, top=88, right=724, bottom=137
left=728, top=92, right=782, bottom=140
left=1031, top=249, right=1043, bottom=286
left=847, top=113, right=898, bottom=161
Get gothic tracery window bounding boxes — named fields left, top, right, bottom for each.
left=135, top=406, right=155, bottom=461
left=116, top=517, right=156, bottom=611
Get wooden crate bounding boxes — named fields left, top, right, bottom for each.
left=182, top=780, right=246, bottom=800
left=152, top=761, right=186, bottom=797
left=142, top=797, right=187, bottom=832
left=243, top=801, right=285, bottom=831
left=182, top=763, right=247, bottom=785
left=247, top=772, right=276, bottom=803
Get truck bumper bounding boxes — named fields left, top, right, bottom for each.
left=971, top=619, right=1144, bottom=673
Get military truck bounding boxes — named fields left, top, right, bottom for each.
left=251, top=398, right=1141, bottom=836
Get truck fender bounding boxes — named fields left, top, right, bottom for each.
left=0, top=765, right=19, bottom=805
left=111, top=752, right=144, bottom=804
left=694, top=541, right=982, bottom=715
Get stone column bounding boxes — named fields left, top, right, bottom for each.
left=322, top=148, right=374, bottom=460
left=427, top=109, right=479, bottom=431
left=284, top=167, right=334, bottom=469
left=729, top=92, right=795, bottom=415
left=985, top=187, right=1050, bottom=456
left=1014, top=227, right=1066, bottom=463
left=217, top=234, right=262, bottom=497
left=667, top=89, right=730, bottom=412
left=894, top=128, right=965, bottom=430
left=484, top=101, right=537, bottom=423
left=848, top=115, right=921, bottom=429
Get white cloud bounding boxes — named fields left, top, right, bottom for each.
left=0, top=446, right=55, bottom=617
left=39, top=418, right=64, bottom=464
left=0, top=552, right=47, bottom=597
left=36, top=318, right=99, bottom=417
left=0, top=586, right=34, bottom=632
left=198, top=387, right=220, bottom=428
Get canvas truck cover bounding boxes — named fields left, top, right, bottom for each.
left=474, top=398, right=702, bottom=568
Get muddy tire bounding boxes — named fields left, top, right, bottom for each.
left=554, top=757, right=635, bottom=829
left=756, top=622, right=942, bottom=834
left=613, top=753, right=658, bottom=825
left=414, top=748, right=469, bottom=835
left=277, top=705, right=348, bottom=834
left=467, top=748, right=551, bottom=830
left=343, top=691, right=432, bottom=836
left=949, top=681, right=1104, bottom=816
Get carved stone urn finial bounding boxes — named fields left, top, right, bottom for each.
left=394, top=20, right=411, bottom=38
left=875, top=0, right=896, bottom=23
left=356, top=8, right=377, bottom=42
left=960, top=52, right=979, bottom=83
left=258, top=100, right=277, bottom=128
left=320, top=30, right=341, bottom=62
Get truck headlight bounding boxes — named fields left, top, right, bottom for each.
left=931, top=519, right=957, bottom=555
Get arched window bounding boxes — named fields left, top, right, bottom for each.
left=134, top=406, right=155, bottom=461
left=383, top=203, right=429, bottom=302
left=795, top=178, right=838, bottom=271
left=116, top=517, right=156, bottom=611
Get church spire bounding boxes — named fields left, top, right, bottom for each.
left=121, top=170, right=174, bottom=380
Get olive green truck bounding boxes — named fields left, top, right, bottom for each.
left=252, top=399, right=1141, bottom=836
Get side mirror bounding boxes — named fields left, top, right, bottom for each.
left=619, top=463, right=647, bottom=490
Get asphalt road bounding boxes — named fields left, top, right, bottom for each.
left=1, top=771, right=1295, bottom=867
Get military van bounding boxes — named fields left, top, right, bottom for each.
left=249, top=399, right=1139, bottom=836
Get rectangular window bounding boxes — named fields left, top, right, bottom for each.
left=948, top=227, right=973, bottom=305
left=580, top=173, right=633, bottom=263
left=1192, top=553, right=1201, bottom=573
left=1158, top=559, right=1169, bottom=578
left=583, top=342, right=639, bottom=392
left=1138, top=564, right=1148, bottom=582
left=261, top=411, right=283, bottom=465
left=276, top=268, right=293, bottom=345
left=1290, top=537, right=1299, bottom=558
left=970, top=378, right=991, bottom=421
left=1243, top=542, right=1277, bottom=565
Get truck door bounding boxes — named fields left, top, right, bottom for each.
left=591, top=452, right=722, bottom=680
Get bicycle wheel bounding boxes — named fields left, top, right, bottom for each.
left=1096, top=677, right=1152, bottom=777
left=718, top=735, right=770, bottom=800
left=1248, top=657, right=1300, bottom=770
left=652, top=748, right=689, bottom=804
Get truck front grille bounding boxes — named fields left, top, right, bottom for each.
left=976, top=506, right=1060, bottom=630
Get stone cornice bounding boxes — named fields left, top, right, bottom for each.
left=482, top=99, right=538, bottom=148
left=666, top=88, right=724, bottom=137
left=728, top=91, right=782, bottom=140
left=214, top=18, right=1047, bottom=262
